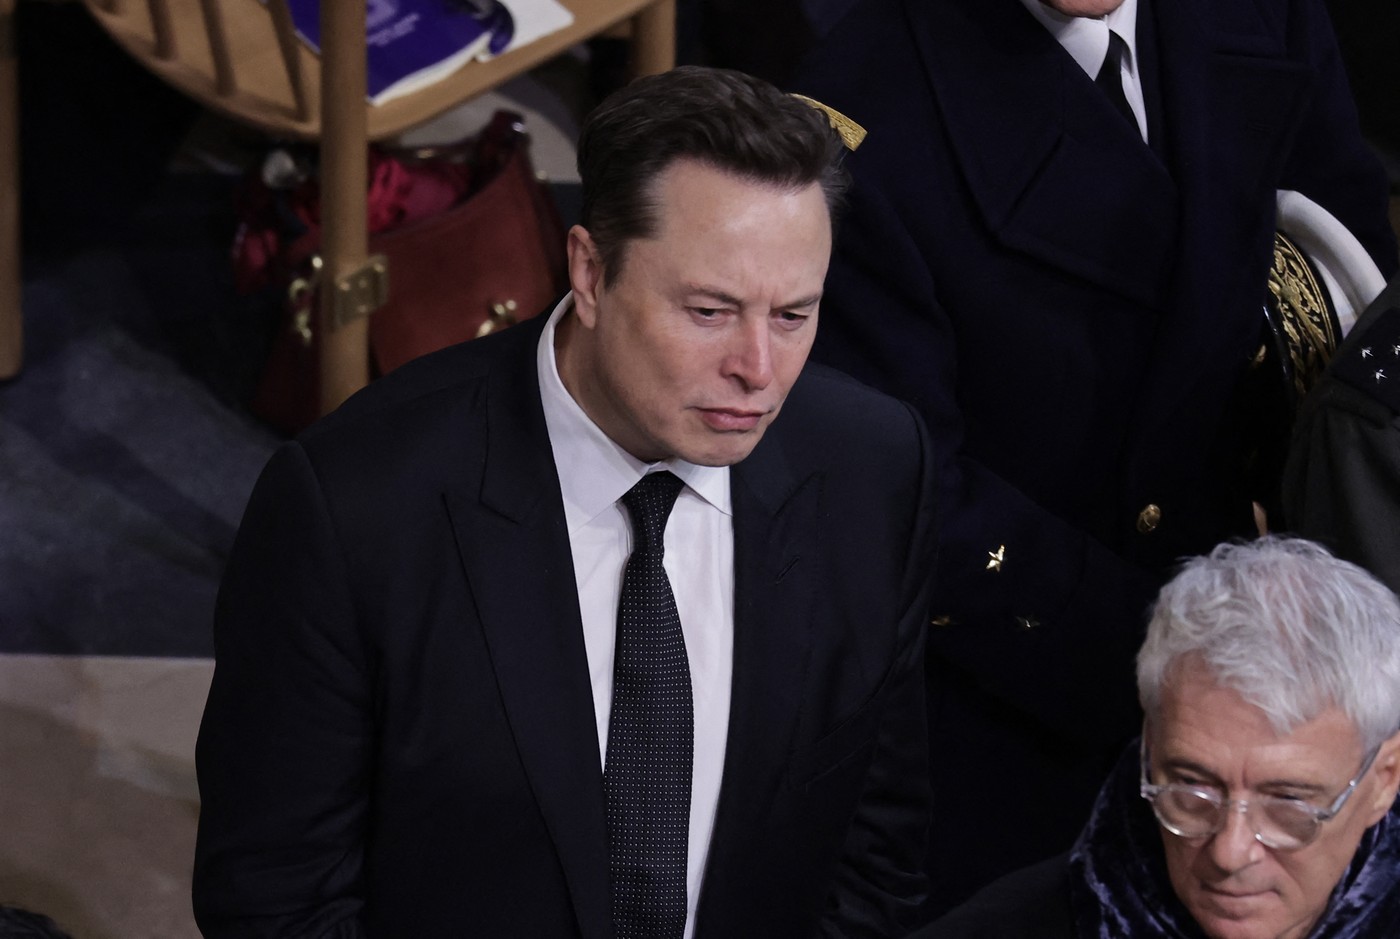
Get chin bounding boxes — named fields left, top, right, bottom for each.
left=1040, top=0, right=1128, bottom=15
left=679, top=434, right=765, bottom=467
left=684, top=444, right=759, bottom=467
left=1190, top=909, right=1286, bottom=939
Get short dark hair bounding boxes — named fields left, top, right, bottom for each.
left=576, top=65, right=850, bottom=282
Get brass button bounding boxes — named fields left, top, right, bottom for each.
left=1136, top=503, right=1162, bottom=533
left=930, top=615, right=954, bottom=627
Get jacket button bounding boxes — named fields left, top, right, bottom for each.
left=1136, top=504, right=1162, bottom=533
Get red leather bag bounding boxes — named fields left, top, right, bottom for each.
left=247, top=111, right=568, bottom=434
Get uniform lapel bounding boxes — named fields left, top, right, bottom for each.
left=444, top=322, right=612, bottom=939
left=906, top=0, right=1178, bottom=310
left=695, top=430, right=822, bottom=930
left=1123, top=0, right=1317, bottom=520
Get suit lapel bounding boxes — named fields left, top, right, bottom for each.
left=906, top=0, right=1178, bottom=310
left=445, top=321, right=612, bottom=939
left=696, top=429, right=822, bottom=930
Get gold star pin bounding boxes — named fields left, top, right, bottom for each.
left=986, top=545, right=1006, bottom=572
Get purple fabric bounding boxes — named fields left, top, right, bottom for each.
left=1068, top=741, right=1400, bottom=939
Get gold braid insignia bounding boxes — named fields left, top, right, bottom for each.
left=1267, top=231, right=1340, bottom=398
left=789, top=94, right=867, bottom=151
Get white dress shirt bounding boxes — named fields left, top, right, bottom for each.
left=537, top=295, right=734, bottom=938
left=1018, top=0, right=1149, bottom=143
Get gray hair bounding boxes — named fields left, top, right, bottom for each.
left=1137, top=536, right=1400, bottom=752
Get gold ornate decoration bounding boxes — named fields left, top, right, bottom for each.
left=789, top=94, right=867, bottom=151
left=1136, top=504, right=1162, bottom=534
left=1266, top=232, right=1340, bottom=398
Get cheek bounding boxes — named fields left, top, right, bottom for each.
left=766, top=329, right=815, bottom=386
left=1162, top=839, right=1202, bottom=899
left=1276, top=840, right=1365, bottom=917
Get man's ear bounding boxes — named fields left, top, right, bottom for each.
left=567, top=225, right=604, bottom=329
left=1362, top=730, right=1400, bottom=825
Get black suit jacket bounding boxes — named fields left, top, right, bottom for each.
left=795, top=0, right=1399, bottom=910
left=193, top=312, right=938, bottom=938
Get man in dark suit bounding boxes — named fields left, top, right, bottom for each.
left=192, top=67, right=937, bottom=938
left=793, top=0, right=1399, bottom=915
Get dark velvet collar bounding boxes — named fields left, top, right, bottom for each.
left=1068, top=740, right=1400, bottom=939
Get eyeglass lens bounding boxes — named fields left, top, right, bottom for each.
left=1154, top=787, right=1320, bottom=847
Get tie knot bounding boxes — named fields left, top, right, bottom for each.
left=1098, top=30, right=1126, bottom=80
left=622, top=471, right=685, bottom=556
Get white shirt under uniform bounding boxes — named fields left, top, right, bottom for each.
left=536, top=295, right=734, bottom=939
left=1019, top=0, right=1149, bottom=143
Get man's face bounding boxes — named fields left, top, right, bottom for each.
left=1149, top=657, right=1400, bottom=939
left=560, top=158, right=831, bottom=466
left=1037, top=0, right=1127, bottom=16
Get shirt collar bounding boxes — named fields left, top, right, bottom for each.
left=1017, top=0, right=1140, bottom=80
left=537, top=295, right=733, bottom=534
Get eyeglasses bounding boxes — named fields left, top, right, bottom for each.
left=1138, top=734, right=1380, bottom=851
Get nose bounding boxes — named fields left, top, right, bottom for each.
left=724, top=316, right=774, bottom=392
left=1204, top=800, right=1263, bottom=873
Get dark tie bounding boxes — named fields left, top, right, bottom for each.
left=604, top=471, right=693, bottom=939
left=1095, top=30, right=1137, bottom=130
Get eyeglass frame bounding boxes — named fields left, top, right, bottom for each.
left=1137, top=726, right=1381, bottom=851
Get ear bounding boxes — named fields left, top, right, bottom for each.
left=1362, top=730, right=1400, bottom=826
left=567, top=225, right=604, bottom=329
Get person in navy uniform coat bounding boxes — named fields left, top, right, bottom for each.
left=794, top=0, right=1399, bottom=914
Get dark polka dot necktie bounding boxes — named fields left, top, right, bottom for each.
left=604, top=470, right=693, bottom=939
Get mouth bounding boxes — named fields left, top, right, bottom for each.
left=1197, top=884, right=1273, bottom=916
left=696, top=407, right=768, bottom=432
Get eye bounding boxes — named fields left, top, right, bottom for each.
left=1170, top=773, right=1220, bottom=794
left=775, top=309, right=813, bottom=328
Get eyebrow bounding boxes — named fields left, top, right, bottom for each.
left=681, top=284, right=824, bottom=311
left=1161, top=758, right=1329, bottom=797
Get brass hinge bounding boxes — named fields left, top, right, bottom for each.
left=332, top=255, right=390, bottom=329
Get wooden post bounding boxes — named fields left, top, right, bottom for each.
left=629, top=0, right=676, bottom=79
left=269, top=0, right=309, bottom=123
left=0, top=0, right=21, bottom=379
left=317, top=1, right=370, bottom=415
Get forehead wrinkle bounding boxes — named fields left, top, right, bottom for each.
left=680, top=283, right=744, bottom=308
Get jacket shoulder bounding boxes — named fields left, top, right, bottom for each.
left=781, top=361, right=927, bottom=447
left=1329, top=291, right=1400, bottom=413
